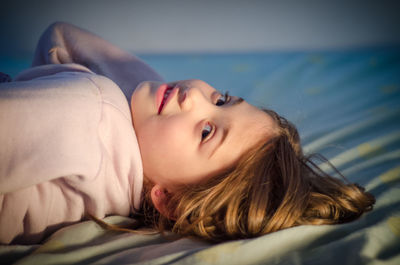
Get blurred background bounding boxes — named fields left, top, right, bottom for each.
left=1, top=0, right=400, bottom=57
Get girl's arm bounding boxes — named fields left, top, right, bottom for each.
left=32, top=22, right=164, bottom=99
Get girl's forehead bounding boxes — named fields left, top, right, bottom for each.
left=213, top=102, right=276, bottom=165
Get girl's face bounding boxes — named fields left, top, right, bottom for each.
left=131, top=79, right=276, bottom=192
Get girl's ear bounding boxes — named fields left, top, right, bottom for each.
left=150, top=185, right=176, bottom=220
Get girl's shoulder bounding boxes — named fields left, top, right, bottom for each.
left=86, top=73, right=132, bottom=121
left=14, top=63, right=93, bottom=82
left=12, top=63, right=131, bottom=120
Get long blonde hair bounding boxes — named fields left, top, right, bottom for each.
left=95, top=109, right=375, bottom=242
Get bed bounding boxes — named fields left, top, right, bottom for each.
left=1, top=48, right=399, bottom=264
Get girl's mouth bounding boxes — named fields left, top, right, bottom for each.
left=157, top=84, right=175, bottom=114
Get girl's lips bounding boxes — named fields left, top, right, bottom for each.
left=156, top=83, right=168, bottom=113
left=156, top=83, right=177, bottom=114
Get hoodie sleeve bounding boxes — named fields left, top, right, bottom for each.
left=31, top=22, right=164, bottom=101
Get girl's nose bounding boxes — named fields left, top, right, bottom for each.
left=179, top=86, right=207, bottom=112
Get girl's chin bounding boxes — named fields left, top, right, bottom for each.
left=131, top=81, right=150, bottom=107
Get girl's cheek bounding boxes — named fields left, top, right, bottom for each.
left=165, top=125, right=189, bottom=151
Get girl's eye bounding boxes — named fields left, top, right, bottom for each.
left=201, top=122, right=213, bottom=141
left=215, top=91, right=230, bottom=106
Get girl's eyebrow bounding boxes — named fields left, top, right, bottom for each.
left=233, top=97, right=244, bottom=106
left=209, top=127, right=229, bottom=159
left=208, top=97, right=243, bottom=159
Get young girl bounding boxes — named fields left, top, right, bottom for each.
left=0, top=22, right=375, bottom=244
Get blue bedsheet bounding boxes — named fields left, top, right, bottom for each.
left=1, top=49, right=399, bottom=264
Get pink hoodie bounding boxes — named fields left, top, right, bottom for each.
left=0, top=21, right=164, bottom=244
left=0, top=63, right=143, bottom=244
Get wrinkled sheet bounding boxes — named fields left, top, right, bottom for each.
left=1, top=49, right=399, bottom=264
